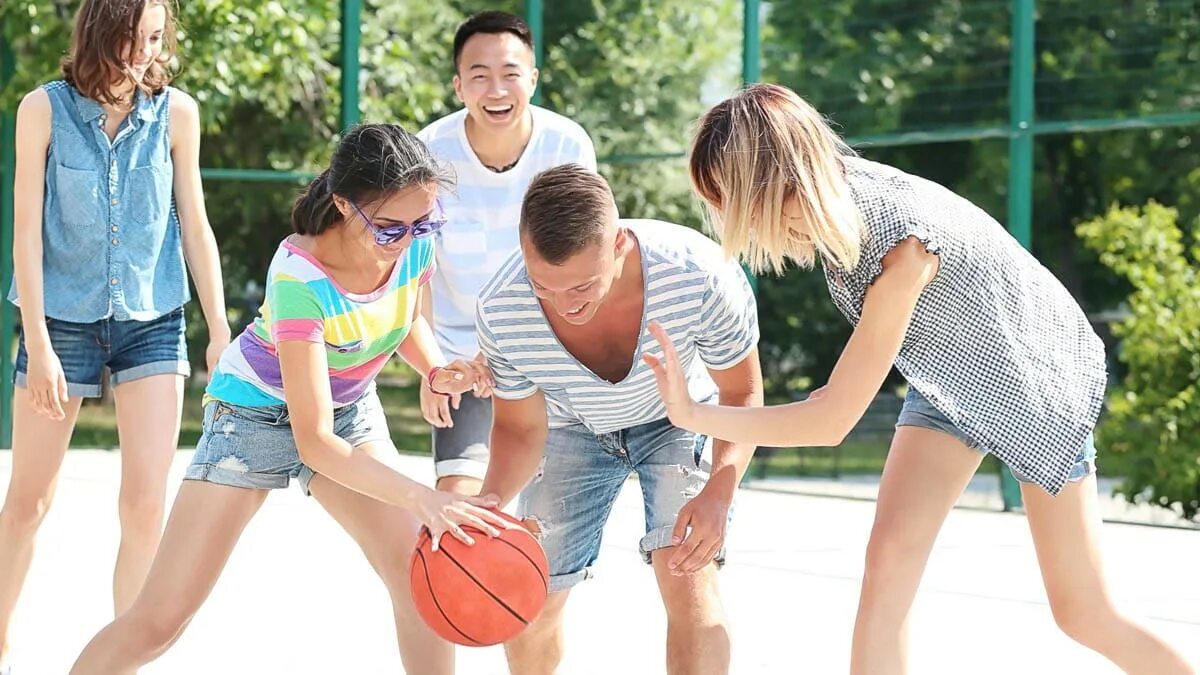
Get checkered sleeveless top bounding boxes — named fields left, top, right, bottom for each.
left=822, top=156, right=1107, bottom=495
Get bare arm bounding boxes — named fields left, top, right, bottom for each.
left=277, top=340, right=507, bottom=544
left=703, top=349, right=764, bottom=498
left=647, top=237, right=939, bottom=448
left=398, top=284, right=448, bottom=380
left=169, top=90, right=230, bottom=370
left=660, top=349, right=763, bottom=574
left=11, top=89, right=69, bottom=419
left=280, top=340, right=431, bottom=508
left=399, top=284, right=492, bottom=399
left=478, top=391, right=549, bottom=507
left=12, top=90, right=51, bottom=347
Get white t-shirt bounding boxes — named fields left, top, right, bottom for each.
left=418, top=106, right=597, bottom=360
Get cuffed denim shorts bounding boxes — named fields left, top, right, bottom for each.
left=896, top=387, right=1097, bottom=483
left=14, top=307, right=189, bottom=398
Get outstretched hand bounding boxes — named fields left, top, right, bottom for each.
left=641, top=321, right=697, bottom=429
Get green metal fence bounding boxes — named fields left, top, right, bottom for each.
left=2, top=0, right=1199, bottom=511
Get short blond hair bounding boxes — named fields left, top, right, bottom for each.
left=689, top=83, right=863, bottom=274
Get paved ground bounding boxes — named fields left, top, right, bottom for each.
left=2, top=450, right=1197, bottom=674
left=745, top=472, right=1200, bottom=529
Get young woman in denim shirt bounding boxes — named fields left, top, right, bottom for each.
left=0, top=2, right=230, bottom=670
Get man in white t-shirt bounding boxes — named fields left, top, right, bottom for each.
left=417, top=11, right=597, bottom=495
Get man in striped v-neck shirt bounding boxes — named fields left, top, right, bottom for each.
left=476, top=165, right=762, bottom=674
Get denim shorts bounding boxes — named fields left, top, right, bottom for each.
left=185, top=390, right=391, bottom=495
left=895, top=387, right=1097, bottom=483
left=14, top=307, right=189, bottom=398
left=432, top=393, right=491, bottom=480
left=518, top=417, right=726, bottom=593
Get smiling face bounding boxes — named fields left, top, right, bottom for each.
left=523, top=220, right=633, bottom=327
left=65, top=0, right=177, bottom=105
left=333, top=183, right=440, bottom=262
left=453, top=31, right=538, bottom=133
left=123, top=1, right=166, bottom=82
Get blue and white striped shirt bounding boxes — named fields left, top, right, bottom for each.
left=476, top=220, right=759, bottom=432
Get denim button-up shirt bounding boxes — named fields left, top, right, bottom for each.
left=9, top=80, right=189, bottom=322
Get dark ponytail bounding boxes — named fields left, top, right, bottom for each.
left=290, top=169, right=341, bottom=236
left=290, top=124, right=451, bottom=236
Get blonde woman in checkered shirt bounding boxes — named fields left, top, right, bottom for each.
left=641, top=84, right=1193, bottom=675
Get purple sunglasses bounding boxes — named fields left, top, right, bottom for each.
left=350, top=199, right=447, bottom=246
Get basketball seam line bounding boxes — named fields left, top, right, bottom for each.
left=441, top=547, right=533, bottom=625
left=493, top=536, right=550, bottom=592
left=415, top=547, right=485, bottom=646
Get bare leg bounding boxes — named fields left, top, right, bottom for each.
left=435, top=475, right=483, bottom=497
left=307, top=453, right=455, bottom=675
left=0, top=389, right=82, bottom=663
left=1023, top=477, right=1195, bottom=674
left=651, top=550, right=729, bottom=675
left=850, top=426, right=983, bottom=675
left=111, top=374, right=184, bottom=615
left=70, top=482, right=267, bottom=674
left=504, top=590, right=571, bottom=675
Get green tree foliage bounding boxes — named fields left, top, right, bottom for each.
left=1077, top=202, right=1200, bottom=521
left=4, top=2, right=1199, bottom=509
left=759, top=0, right=1199, bottom=391
left=2, top=0, right=736, bottom=329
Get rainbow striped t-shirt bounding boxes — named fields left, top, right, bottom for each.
left=206, top=236, right=435, bottom=408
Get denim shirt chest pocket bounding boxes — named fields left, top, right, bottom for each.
left=53, top=162, right=103, bottom=226
left=43, top=114, right=99, bottom=226
left=125, top=160, right=173, bottom=226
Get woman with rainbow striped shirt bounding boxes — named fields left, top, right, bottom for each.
left=72, top=124, right=507, bottom=674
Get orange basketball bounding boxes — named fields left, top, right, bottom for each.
left=409, top=509, right=549, bottom=646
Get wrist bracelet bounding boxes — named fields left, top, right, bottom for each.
left=426, top=366, right=450, bottom=397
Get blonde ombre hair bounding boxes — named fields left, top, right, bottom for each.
left=689, top=83, right=863, bottom=274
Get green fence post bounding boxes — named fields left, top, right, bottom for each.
left=740, top=0, right=762, bottom=298
left=526, top=0, right=544, bottom=105
left=1, top=33, right=16, bottom=448
left=1001, top=0, right=1036, bottom=511
left=737, top=0, right=763, bottom=486
left=340, top=0, right=362, bottom=131
left=742, top=0, right=761, bottom=84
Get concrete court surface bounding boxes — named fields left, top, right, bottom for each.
left=1, top=450, right=1197, bottom=674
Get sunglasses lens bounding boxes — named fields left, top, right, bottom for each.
left=412, top=219, right=447, bottom=238
left=375, top=224, right=410, bottom=244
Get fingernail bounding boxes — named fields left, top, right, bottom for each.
left=672, top=536, right=681, bottom=544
